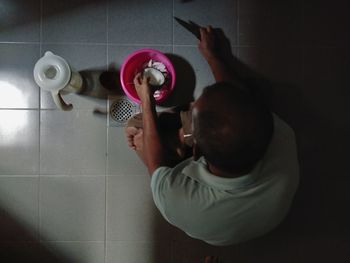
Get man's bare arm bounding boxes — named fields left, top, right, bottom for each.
left=199, top=26, right=234, bottom=83
left=199, top=26, right=265, bottom=96
left=133, top=73, right=168, bottom=175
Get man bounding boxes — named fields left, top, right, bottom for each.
left=125, top=26, right=299, bottom=246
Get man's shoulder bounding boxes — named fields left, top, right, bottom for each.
left=153, top=157, right=208, bottom=177
left=272, top=113, right=296, bottom=140
left=151, top=158, right=198, bottom=189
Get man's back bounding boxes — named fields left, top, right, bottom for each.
left=151, top=114, right=299, bottom=245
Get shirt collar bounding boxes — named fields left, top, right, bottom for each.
left=184, top=157, right=263, bottom=191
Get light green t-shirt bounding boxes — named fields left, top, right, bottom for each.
left=151, top=114, right=299, bottom=246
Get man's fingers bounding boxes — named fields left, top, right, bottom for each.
left=125, top=127, right=143, bottom=150
left=134, top=129, right=143, bottom=140
left=127, top=140, right=136, bottom=149
left=200, top=26, right=214, bottom=41
left=133, top=72, right=142, bottom=85
left=141, top=75, right=150, bottom=85
left=200, top=27, right=206, bottom=39
left=206, top=25, right=213, bottom=33
left=126, top=127, right=139, bottom=136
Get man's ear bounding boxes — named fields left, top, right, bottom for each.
left=193, top=141, right=202, bottom=161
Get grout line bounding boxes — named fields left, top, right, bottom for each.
left=237, top=0, right=240, bottom=49
left=32, top=240, right=106, bottom=243
left=106, top=0, right=109, bottom=72
left=38, top=0, right=43, bottom=244
left=106, top=0, right=109, bottom=45
left=0, top=108, right=43, bottom=111
left=301, top=0, right=305, bottom=91
left=107, top=43, right=173, bottom=47
left=36, top=174, right=107, bottom=178
left=0, top=241, right=47, bottom=246
left=0, top=175, right=39, bottom=178
left=104, top=0, right=110, bottom=248
left=104, top=16, right=109, bottom=257
left=0, top=41, right=40, bottom=44
left=236, top=0, right=245, bottom=59
left=37, top=109, right=41, bottom=242
left=40, top=42, right=107, bottom=46
left=172, top=44, right=198, bottom=47
left=301, top=0, right=304, bottom=48
left=0, top=39, right=342, bottom=49
left=104, top=173, right=108, bottom=263
left=0, top=41, right=339, bottom=49
left=104, top=124, right=108, bottom=262
left=172, top=0, right=175, bottom=53
left=105, top=3, right=109, bottom=262
left=39, top=0, right=43, bottom=54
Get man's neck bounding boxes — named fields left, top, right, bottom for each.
left=207, top=162, right=250, bottom=178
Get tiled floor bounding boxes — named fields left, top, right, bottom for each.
left=0, top=0, right=350, bottom=262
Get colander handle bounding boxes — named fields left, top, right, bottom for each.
left=51, top=91, right=73, bottom=111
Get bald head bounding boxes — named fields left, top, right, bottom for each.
left=192, top=82, right=273, bottom=174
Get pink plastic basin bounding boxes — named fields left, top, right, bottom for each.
left=120, top=48, right=176, bottom=104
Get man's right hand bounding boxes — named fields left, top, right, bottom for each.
left=198, top=26, right=217, bottom=60
left=198, top=26, right=234, bottom=83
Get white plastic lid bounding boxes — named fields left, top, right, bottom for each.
left=33, top=51, right=71, bottom=92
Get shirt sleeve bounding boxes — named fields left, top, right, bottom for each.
left=150, top=158, right=194, bottom=225
left=150, top=166, right=173, bottom=217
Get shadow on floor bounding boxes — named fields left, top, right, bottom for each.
left=0, top=208, right=72, bottom=263
left=161, top=53, right=196, bottom=107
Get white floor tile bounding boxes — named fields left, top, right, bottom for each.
left=42, top=0, right=107, bottom=43
left=40, top=109, right=107, bottom=175
left=107, top=175, right=172, bottom=242
left=106, top=241, right=171, bottom=263
left=0, top=177, right=38, bottom=241
left=0, top=242, right=43, bottom=262
left=0, top=44, right=40, bottom=109
left=173, top=46, right=215, bottom=99
left=40, top=176, right=105, bottom=241
left=171, top=239, right=230, bottom=263
left=107, top=127, right=148, bottom=176
left=42, top=241, right=105, bottom=263
left=0, top=110, right=39, bottom=175
left=108, top=0, right=172, bottom=45
left=174, top=0, right=237, bottom=45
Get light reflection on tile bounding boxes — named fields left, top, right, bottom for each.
left=0, top=43, right=40, bottom=109
left=0, top=110, right=39, bottom=175
left=0, top=78, right=26, bottom=109
left=0, top=110, right=29, bottom=145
